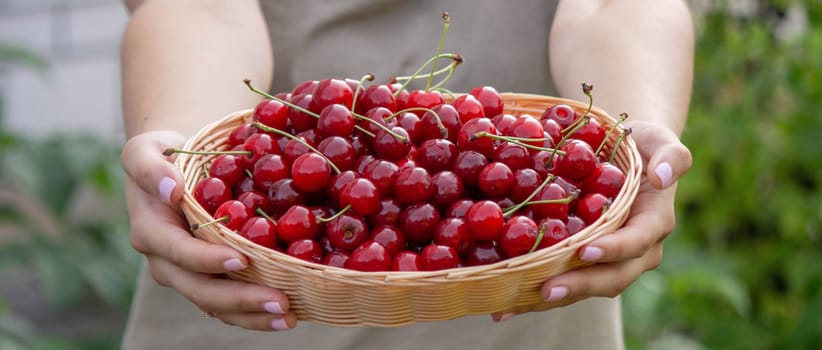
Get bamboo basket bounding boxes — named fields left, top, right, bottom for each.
left=174, top=92, right=642, bottom=327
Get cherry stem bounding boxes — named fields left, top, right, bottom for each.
left=426, top=12, right=451, bottom=92
left=521, top=191, right=579, bottom=206
left=392, top=53, right=460, bottom=98
left=432, top=87, right=456, bottom=100
left=473, top=132, right=566, bottom=155
left=256, top=207, right=276, bottom=224
left=162, top=148, right=252, bottom=157
left=528, top=224, right=548, bottom=254
left=394, top=63, right=454, bottom=82
left=190, top=215, right=228, bottom=231
left=244, top=168, right=253, bottom=179
left=350, top=73, right=375, bottom=113
left=351, top=111, right=407, bottom=142
left=502, top=174, right=555, bottom=218
left=244, top=79, right=375, bottom=138
left=252, top=122, right=341, bottom=174
left=316, top=204, right=350, bottom=223
left=560, top=82, right=595, bottom=135
left=608, top=128, right=631, bottom=163
left=428, top=60, right=460, bottom=91
left=547, top=116, right=590, bottom=165
left=595, top=112, right=629, bottom=156
left=388, top=107, right=447, bottom=138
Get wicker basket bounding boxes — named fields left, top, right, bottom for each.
left=174, top=92, right=642, bottom=327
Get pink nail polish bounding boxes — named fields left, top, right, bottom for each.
left=222, top=258, right=246, bottom=271
left=544, top=286, right=569, bottom=302
left=498, top=313, right=514, bottom=322
left=655, top=162, right=672, bottom=188
left=270, top=318, right=291, bottom=331
left=580, top=246, right=604, bottom=262
left=264, top=301, right=284, bottom=314
left=158, top=176, right=176, bottom=203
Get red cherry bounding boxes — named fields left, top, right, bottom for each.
left=499, top=216, right=539, bottom=258
left=241, top=133, right=280, bottom=169
left=451, top=150, right=488, bottom=189
left=430, top=171, right=465, bottom=209
left=477, top=162, right=514, bottom=198
left=510, top=168, right=543, bottom=203
left=581, top=162, right=626, bottom=199
left=492, top=142, right=530, bottom=171
left=492, top=114, right=518, bottom=135
left=253, top=99, right=289, bottom=130
left=277, top=205, right=319, bottom=244
left=361, top=159, right=400, bottom=197
left=311, top=78, right=354, bottom=111
left=287, top=93, right=317, bottom=132
left=399, top=203, right=441, bottom=243
left=416, top=138, right=458, bottom=173
left=373, top=127, right=411, bottom=161
left=420, top=244, right=460, bottom=271
left=194, top=177, right=232, bottom=215
left=395, top=112, right=422, bottom=145
left=573, top=117, right=607, bottom=151
left=359, top=84, right=397, bottom=114
left=286, top=239, right=323, bottom=263
left=267, top=178, right=306, bottom=215
left=445, top=199, right=475, bottom=219
left=239, top=216, right=278, bottom=249
left=291, top=79, right=318, bottom=95
left=555, top=139, right=597, bottom=182
left=406, top=90, right=445, bottom=117
left=369, top=225, right=406, bottom=256
left=212, top=200, right=253, bottom=231
left=452, top=94, right=485, bottom=123
left=536, top=218, right=570, bottom=249
left=464, top=200, right=504, bottom=241
left=227, top=122, right=257, bottom=147
left=540, top=118, right=563, bottom=145
left=318, top=136, right=355, bottom=172
left=290, top=153, right=331, bottom=193
left=326, top=214, right=368, bottom=251
left=419, top=103, right=461, bottom=143
left=394, top=166, right=433, bottom=205
left=325, top=170, right=359, bottom=204
left=531, top=182, right=569, bottom=221
left=367, top=198, right=402, bottom=227
left=469, top=85, right=504, bottom=119
left=541, top=103, right=578, bottom=129
left=566, top=215, right=586, bottom=235
left=576, top=193, right=611, bottom=224
left=317, top=104, right=355, bottom=138
left=392, top=251, right=422, bottom=271
left=339, top=178, right=381, bottom=216
left=322, top=250, right=350, bottom=268
left=350, top=132, right=373, bottom=156
left=360, top=107, right=393, bottom=135
left=232, top=176, right=255, bottom=197
left=345, top=240, right=391, bottom=272
left=236, top=190, right=271, bottom=214
left=457, top=117, right=498, bottom=158
left=466, top=240, right=505, bottom=266
left=209, top=154, right=244, bottom=187
left=252, top=154, right=289, bottom=193
left=433, top=217, right=474, bottom=256
left=508, top=116, right=545, bottom=151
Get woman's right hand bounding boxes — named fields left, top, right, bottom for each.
left=121, top=130, right=296, bottom=331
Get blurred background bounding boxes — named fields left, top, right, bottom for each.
left=0, top=0, right=819, bottom=349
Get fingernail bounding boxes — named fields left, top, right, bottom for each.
left=580, top=246, right=604, bottom=262
left=544, top=286, right=569, bottom=302
left=264, top=301, right=284, bottom=314
left=497, top=313, right=514, bottom=323
left=158, top=176, right=176, bottom=203
left=655, top=162, right=673, bottom=188
left=270, top=318, right=291, bottom=331
left=222, top=258, right=246, bottom=271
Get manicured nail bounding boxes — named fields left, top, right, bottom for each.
left=580, top=246, right=604, bottom=262
left=497, top=313, right=514, bottom=323
left=544, top=286, right=569, bottom=302
left=222, top=258, right=246, bottom=271
left=655, top=162, right=673, bottom=188
left=270, top=318, right=291, bottom=331
left=264, top=301, right=284, bottom=314
left=158, top=176, right=176, bottom=203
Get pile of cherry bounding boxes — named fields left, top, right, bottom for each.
left=182, top=78, right=627, bottom=272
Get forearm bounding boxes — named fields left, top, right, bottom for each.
left=550, top=0, right=694, bottom=135
left=121, top=0, right=272, bottom=138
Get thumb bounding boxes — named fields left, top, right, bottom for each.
left=121, top=130, right=189, bottom=204
left=626, top=121, right=693, bottom=190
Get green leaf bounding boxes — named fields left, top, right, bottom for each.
left=0, top=42, right=49, bottom=71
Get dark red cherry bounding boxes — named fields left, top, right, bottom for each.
left=236, top=190, right=271, bottom=214
left=510, top=168, right=543, bottom=203
left=466, top=240, right=505, bottom=266
left=555, top=139, right=598, bottom=182
left=394, top=166, right=433, bottom=205
left=420, top=244, right=460, bottom=271
left=477, top=162, right=514, bottom=198
left=573, top=117, right=606, bottom=151
left=566, top=215, right=586, bottom=235
left=286, top=239, right=323, bottom=263
left=253, top=99, right=289, bottom=130
left=399, top=203, right=441, bottom=243
left=359, top=84, right=397, bottom=114
left=491, top=114, right=518, bottom=135
left=318, top=136, right=355, bottom=172
left=416, top=138, right=458, bottom=173
left=241, top=133, right=279, bottom=169
left=290, top=152, right=331, bottom=193
left=576, top=193, right=611, bottom=224
left=326, top=214, right=368, bottom=252
left=445, top=199, right=475, bottom=219
left=396, top=112, right=422, bottom=145
left=367, top=198, right=402, bottom=227
left=291, top=79, right=318, bottom=95
left=433, top=217, right=474, bottom=256
left=419, top=104, right=461, bottom=143
left=317, top=103, right=355, bottom=138
left=451, top=150, right=488, bottom=189
left=531, top=183, right=569, bottom=221
left=530, top=150, right=557, bottom=179
left=288, top=93, right=317, bottom=132
left=325, top=170, right=358, bottom=204
left=406, top=89, right=445, bottom=117
left=350, top=133, right=373, bottom=156
left=209, top=154, right=244, bottom=187
left=232, top=176, right=255, bottom=197
left=339, top=178, right=381, bottom=216
left=492, top=142, right=530, bottom=171
left=369, top=225, right=406, bottom=256
left=311, top=78, right=354, bottom=111
left=322, top=250, right=350, bottom=268
left=540, top=118, right=563, bottom=145
left=452, top=94, right=485, bottom=123
left=277, top=205, right=319, bottom=244
left=267, top=178, right=306, bottom=216
left=392, top=251, right=422, bottom=271
left=541, top=103, right=578, bottom=129
left=354, top=154, right=377, bottom=174
left=373, top=126, right=411, bottom=161
left=194, top=177, right=232, bottom=215
left=360, top=107, right=393, bottom=135
left=212, top=200, right=253, bottom=231
left=282, top=136, right=313, bottom=164
left=581, top=162, right=626, bottom=199
left=536, top=218, right=570, bottom=249
left=499, top=216, right=539, bottom=258
left=430, top=171, right=465, bottom=209
left=361, top=159, right=400, bottom=197
left=345, top=240, right=391, bottom=272
left=239, top=216, right=278, bottom=249
left=252, top=154, right=289, bottom=193
left=469, top=85, right=504, bottom=119
left=227, top=122, right=257, bottom=147
left=464, top=200, right=504, bottom=241
left=457, top=117, right=498, bottom=158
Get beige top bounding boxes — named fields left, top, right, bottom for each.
left=122, top=1, right=625, bottom=349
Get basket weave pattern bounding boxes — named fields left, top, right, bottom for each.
left=175, top=93, right=642, bottom=327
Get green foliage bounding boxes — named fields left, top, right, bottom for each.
left=624, top=1, right=822, bottom=349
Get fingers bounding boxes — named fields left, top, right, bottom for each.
left=625, top=120, right=693, bottom=189
left=149, top=256, right=297, bottom=331
left=121, top=130, right=188, bottom=204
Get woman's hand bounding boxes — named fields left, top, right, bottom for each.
left=121, top=130, right=297, bottom=331
left=493, top=120, right=692, bottom=322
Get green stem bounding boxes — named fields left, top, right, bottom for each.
left=547, top=116, right=590, bottom=166
left=560, top=82, right=595, bottom=135
left=425, top=12, right=451, bottom=92
left=428, top=61, right=459, bottom=91
left=392, top=53, right=459, bottom=98
left=502, top=174, right=555, bottom=218
left=190, top=216, right=228, bottom=231
left=316, top=204, right=351, bottom=223
left=473, top=132, right=565, bottom=155
left=528, top=224, right=548, bottom=254
left=388, top=107, right=447, bottom=138
left=253, top=122, right=341, bottom=174
left=608, top=128, right=632, bottom=163
left=394, top=64, right=455, bottom=82
left=256, top=207, right=276, bottom=224
left=350, top=73, right=375, bottom=113
left=595, top=112, right=629, bottom=155
left=351, top=111, right=407, bottom=142
left=163, top=148, right=252, bottom=157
